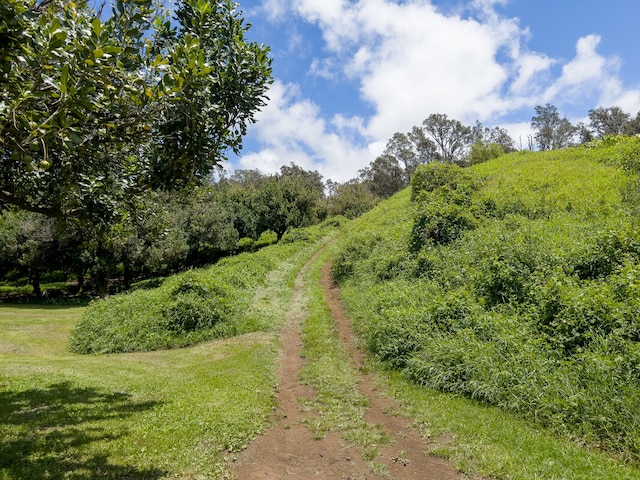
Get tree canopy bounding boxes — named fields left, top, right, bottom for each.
left=0, top=0, right=272, bottom=224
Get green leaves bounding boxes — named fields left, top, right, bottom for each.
left=0, top=0, right=272, bottom=224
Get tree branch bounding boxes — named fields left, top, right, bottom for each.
left=0, top=188, right=79, bottom=219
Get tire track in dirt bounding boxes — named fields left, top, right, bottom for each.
left=230, top=250, right=465, bottom=479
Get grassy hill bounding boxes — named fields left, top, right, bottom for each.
left=333, top=136, right=640, bottom=462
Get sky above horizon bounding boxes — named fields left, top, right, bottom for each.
left=227, top=0, right=640, bottom=182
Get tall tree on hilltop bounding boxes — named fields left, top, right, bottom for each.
left=531, top=104, right=576, bottom=150
left=588, top=106, right=631, bottom=138
left=421, top=114, right=472, bottom=163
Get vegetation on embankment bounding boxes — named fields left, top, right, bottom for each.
left=70, top=219, right=345, bottom=354
left=333, top=136, right=640, bottom=462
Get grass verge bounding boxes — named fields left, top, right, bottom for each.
left=383, top=368, right=640, bottom=479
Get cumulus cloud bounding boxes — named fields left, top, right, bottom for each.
left=237, top=0, right=640, bottom=181
left=239, top=81, right=374, bottom=182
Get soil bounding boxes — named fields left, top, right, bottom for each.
left=230, top=254, right=466, bottom=479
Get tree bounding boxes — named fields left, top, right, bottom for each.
left=253, top=174, right=320, bottom=240
left=421, top=114, right=472, bottom=163
left=576, top=122, right=594, bottom=144
left=531, top=104, right=576, bottom=150
left=0, top=0, right=272, bottom=224
left=279, top=163, right=325, bottom=200
left=383, top=132, right=418, bottom=182
left=469, top=142, right=504, bottom=165
left=486, top=126, right=516, bottom=153
left=408, top=126, right=440, bottom=164
left=359, top=155, right=406, bottom=199
left=588, top=106, right=630, bottom=138
left=626, top=112, right=640, bottom=136
left=324, top=180, right=378, bottom=219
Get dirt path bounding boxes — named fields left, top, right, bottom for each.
left=230, top=253, right=464, bottom=479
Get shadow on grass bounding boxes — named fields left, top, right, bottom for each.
left=0, top=382, right=166, bottom=479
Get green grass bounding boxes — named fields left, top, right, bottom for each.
left=384, top=369, right=640, bottom=480
left=297, top=243, right=640, bottom=479
left=0, top=226, right=341, bottom=479
left=70, top=223, right=340, bottom=354
left=0, top=304, right=280, bottom=479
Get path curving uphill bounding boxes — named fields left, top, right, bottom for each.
left=231, top=248, right=464, bottom=479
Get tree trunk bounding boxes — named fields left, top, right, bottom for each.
left=94, top=269, right=108, bottom=297
left=30, top=269, right=42, bottom=297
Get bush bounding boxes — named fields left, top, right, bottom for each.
left=410, top=199, right=478, bottom=250
left=409, top=164, right=481, bottom=250
left=164, top=274, right=234, bottom=332
left=410, top=162, right=478, bottom=202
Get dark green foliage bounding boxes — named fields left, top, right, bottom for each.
left=572, top=226, right=640, bottom=280
left=411, top=200, right=478, bottom=249
left=0, top=0, right=272, bottom=223
left=324, top=181, right=379, bottom=219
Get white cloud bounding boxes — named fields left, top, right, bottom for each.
left=256, top=0, right=290, bottom=22
left=239, top=0, right=640, bottom=181
left=238, top=81, right=374, bottom=182
left=543, top=35, right=616, bottom=103
left=309, top=57, right=338, bottom=80
left=510, top=53, right=554, bottom=96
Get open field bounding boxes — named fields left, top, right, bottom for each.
left=0, top=302, right=281, bottom=479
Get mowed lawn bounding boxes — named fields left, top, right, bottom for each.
left=0, top=303, right=279, bottom=479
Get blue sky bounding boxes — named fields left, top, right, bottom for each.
left=228, top=0, right=640, bottom=182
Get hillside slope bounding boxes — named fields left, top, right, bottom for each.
left=334, top=137, right=640, bottom=462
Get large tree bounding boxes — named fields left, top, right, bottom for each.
left=588, top=106, right=631, bottom=138
left=531, top=104, right=576, bottom=150
left=421, top=114, right=472, bottom=163
left=359, top=154, right=406, bottom=199
left=0, top=0, right=272, bottom=224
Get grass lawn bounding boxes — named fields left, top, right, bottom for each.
left=0, top=303, right=279, bottom=479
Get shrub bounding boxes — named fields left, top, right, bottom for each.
left=572, top=225, right=640, bottom=280
left=410, top=200, right=478, bottom=250
left=331, top=233, right=383, bottom=282
left=164, top=274, right=234, bottom=332
left=409, top=163, right=481, bottom=251
left=410, top=162, right=478, bottom=202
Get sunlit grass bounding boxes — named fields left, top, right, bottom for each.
left=384, top=369, right=640, bottom=479
left=333, top=141, right=640, bottom=474
left=0, top=303, right=280, bottom=479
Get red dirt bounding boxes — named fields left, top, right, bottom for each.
left=230, top=255, right=465, bottom=479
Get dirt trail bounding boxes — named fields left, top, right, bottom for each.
left=230, top=253, right=464, bottom=479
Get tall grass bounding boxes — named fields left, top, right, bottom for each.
left=334, top=138, right=640, bottom=462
